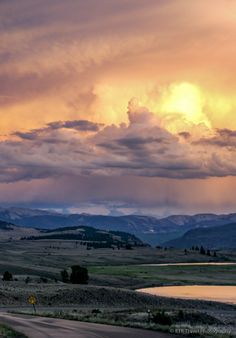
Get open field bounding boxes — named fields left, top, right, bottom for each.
left=90, top=264, right=236, bottom=288
left=0, top=240, right=235, bottom=271
left=0, top=241, right=235, bottom=289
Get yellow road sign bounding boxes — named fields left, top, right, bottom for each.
left=28, top=295, right=37, bottom=305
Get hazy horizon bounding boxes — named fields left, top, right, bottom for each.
left=1, top=204, right=236, bottom=219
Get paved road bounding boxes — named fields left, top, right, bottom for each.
left=0, top=313, right=179, bottom=338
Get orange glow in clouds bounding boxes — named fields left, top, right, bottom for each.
left=1, top=0, right=236, bottom=213
left=93, top=81, right=223, bottom=133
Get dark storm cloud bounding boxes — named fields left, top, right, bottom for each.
left=14, top=119, right=102, bottom=141
left=117, top=136, right=167, bottom=149
left=194, top=128, right=236, bottom=148
left=14, top=131, right=39, bottom=141
left=48, top=120, right=102, bottom=132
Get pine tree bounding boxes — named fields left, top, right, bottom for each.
left=61, top=269, right=69, bottom=283
left=200, top=246, right=206, bottom=255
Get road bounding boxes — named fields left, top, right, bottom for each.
left=0, top=313, right=181, bottom=338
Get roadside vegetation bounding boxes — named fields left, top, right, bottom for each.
left=20, top=307, right=235, bottom=338
left=0, top=324, right=27, bottom=338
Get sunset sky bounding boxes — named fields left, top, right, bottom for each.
left=1, top=0, right=236, bottom=216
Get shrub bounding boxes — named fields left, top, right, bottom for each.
left=178, top=310, right=184, bottom=320
left=125, top=244, right=132, bottom=250
left=91, top=309, right=101, bottom=316
left=70, top=265, right=89, bottom=284
left=2, top=271, right=13, bottom=281
left=25, top=276, right=31, bottom=284
left=152, top=310, right=172, bottom=326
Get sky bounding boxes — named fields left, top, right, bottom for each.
left=1, top=0, right=236, bottom=216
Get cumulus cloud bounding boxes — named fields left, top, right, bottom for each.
left=0, top=104, right=236, bottom=183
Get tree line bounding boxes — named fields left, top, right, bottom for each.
left=2, top=265, right=89, bottom=284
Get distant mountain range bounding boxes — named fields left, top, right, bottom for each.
left=163, top=222, right=236, bottom=249
left=1, top=207, right=236, bottom=245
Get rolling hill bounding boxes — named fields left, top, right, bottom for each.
left=163, top=223, right=236, bottom=249
left=0, top=220, right=39, bottom=240
left=22, top=225, right=145, bottom=248
left=0, top=218, right=145, bottom=248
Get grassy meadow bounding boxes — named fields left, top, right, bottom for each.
left=0, top=241, right=236, bottom=289
left=0, top=240, right=235, bottom=288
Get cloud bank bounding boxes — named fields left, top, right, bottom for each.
left=0, top=101, right=236, bottom=183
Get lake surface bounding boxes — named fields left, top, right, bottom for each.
left=141, top=262, right=236, bottom=267
left=138, top=285, right=236, bottom=304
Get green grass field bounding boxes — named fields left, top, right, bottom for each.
left=90, top=264, right=236, bottom=288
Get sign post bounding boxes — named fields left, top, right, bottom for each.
left=28, top=295, right=37, bottom=314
